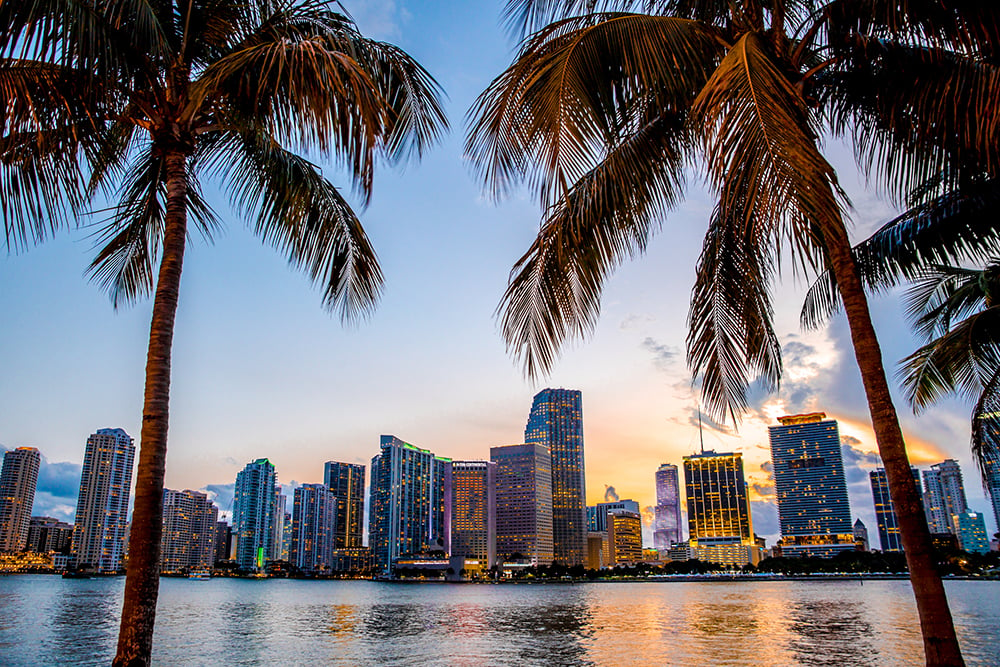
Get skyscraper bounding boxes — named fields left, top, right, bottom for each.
left=232, top=458, right=277, bottom=571
left=368, top=435, right=452, bottom=574
left=923, top=459, right=969, bottom=534
left=271, top=491, right=287, bottom=562
left=324, top=461, right=366, bottom=548
left=525, top=388, right=586, bottom=566
left=606, top=511, right=643, bottom=565
left=214, top=521, right=232, bottom=563
left=72, top=428, right=135, bottom=572
left=768, top=413, right=855, bottom=558
left=291, top=484, right=337, bottom=573
left=450, top=461, right=496, bottom=566
left=683, top=450, right=754, bottom=566
left=26, top=516, right=74, bottom=554
left=853, top=518, right=869, bottom=552
left=491, top=443, right=554, bottom=566
left=160, top=489, right=218, bottom=573
left=587, top=500, right=641, bottom=532
left=654, top=463, right=682, bottom=549
left=985, top=448, right=1000, bottom=534
left=953, top=511, right=990, bottom=553
left=0, top=447, right=41, bottom=553
left=870, top=467, right=922, bottom=552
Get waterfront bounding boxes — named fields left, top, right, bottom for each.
left=1, top=577, right=998, bottom=665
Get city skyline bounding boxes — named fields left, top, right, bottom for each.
left=1, top=1, right=995, bottom=556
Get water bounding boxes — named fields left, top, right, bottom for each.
left=1, top=576, right=997, bottom=665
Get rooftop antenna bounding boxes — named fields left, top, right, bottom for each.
left=698, top=406, right=705, bottom=455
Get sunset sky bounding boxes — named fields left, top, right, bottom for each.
left=0, top=0, right=994, bottom=545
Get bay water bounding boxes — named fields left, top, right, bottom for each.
left=1, top=576, right=997, bottom=665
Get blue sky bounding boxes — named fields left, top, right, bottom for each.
left=0, top=0, right=995, bottom=546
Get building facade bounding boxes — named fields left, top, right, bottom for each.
left=525, top=388, right=586, bottom=566
left=491, top=443, right=554, bottom=566
left=0, top=447, right=41, bottom=552
left=923, top=459, right=969, bottom=534
left=232, top=458, right=277, bottom=570
left=606, top=511, right=643, bottom=565
left=653, top=463, right=683, bottom=550
left=26, top=516, right=74, bottom=554
left=768, top=413, right=855, bottom=558
left=214, top=521, right=232, bottom=563
left=853, top=518, right=869, bottom=552
left=985, top=448, right=1000, bottom=535
left=160, top=489, right=218, bottom=573
left=368, top=436, right=452, bottom=574
left=450, top=461, right=496, bottom=567
left=683, top=450, right=755, bottom=567
left=587, top=500, right=641, bottom=533
left=72, top=429, right=135, bottom=572
left=870, top=467, right=922, bottom=552
left=324, top=461, right=366, bottom=548
left=953, top=511, right=990, bottom=553
left=291, top=484, right=337, bottom=573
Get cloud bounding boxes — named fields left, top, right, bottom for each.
left=204, top=483, right=235, bottom=513
left=640, top=337, right=678, bottom=372
left=750, top=500, right=780, bottom=543
left=686, top=409, right=735, bottom=436
left=603, top=485, right=619, bottom=502
left=751, top=482, right=775, bottom=498
left=840, top=436, right=881, bottom=485
left=620, top=314, right=653, bottom=331
left=0, top=446, right=83, bottom=523
left=760, top=461, right=773, bottom=475
left=348, top=0, right=407, bottom=40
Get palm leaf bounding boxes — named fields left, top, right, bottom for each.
left=499, top=110, right=690, bottom=377
left=801, top=178, right=1000, bottom=328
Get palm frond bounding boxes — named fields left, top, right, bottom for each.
left=687, top=202, right=781, bottom=424
left=898, top=306, right=1000, bottom=411
left=467, top=12, right=720, bottom=207
left=801, top=178, right=1000, bottom=328
left=971, top=367, right=1000, bottom=483
left=86, top=146, right=220, bottom=307
left=203, top=130, right=383, bottom=321
left=499, top=110, right=690, bottom=377
left=823, top=36, right=1000, bottom=202
left=903, top=264, right=990, bottom=340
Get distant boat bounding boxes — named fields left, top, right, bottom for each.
left=188, top=570, right=211, bottom=580
left=62, top=571, right=91, bottom=579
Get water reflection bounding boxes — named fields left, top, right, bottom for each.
left=0, top=577, right=996, bottom=665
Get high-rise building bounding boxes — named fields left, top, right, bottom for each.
left=525, top=388, right=586, bottom=566
left=923, top=459, right=969, bottom=534
left=26, top=516, right=74, bottom=554
left=953, top=511, right=990, bottom=553
left=683, top=450, right=755, bottom=567
left=985, top=448, right=1000, bottom=535
left=291, top=484, right=337, bottom=573
left=606, top=511, right=643, bottom=565
left=281, top=512, right=292, bottom=561
left=72, top=429, right=135, bottom=572
left=324, top=461, right=366, bottom=548
left=214, top=521, right=232, bottom=563
left=368, top=436, right=452, bottom=574
left=491, top=443, right=554, bottom=566
left=0, top=447, right=41, bottom=552
left=232, top=458, right=277, bottom=571
left=853, top=518, right=869, bottom=552
left=160, top=489, right=218, bottom=573
left=271, top=491, right=287, bottom=562
left=870, top=467, right=922, bottom=552
left=654, top=463, right=682, bottom=549
left=768, top=413, right=855, bottom=558
left=587, top=500, right=641, bottom=533
left=450, top=461, right=496, bottom=566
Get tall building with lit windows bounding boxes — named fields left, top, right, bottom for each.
left=72, top=429, right=135, bottom=572
left=683, top=450, right=755, bottom=567
left=870, top=467, right=922, bottom=552
left=654, top=463, right=683, bottom=549
left=368, top=436, right=452, bottom=574
left=768, top=413, right=855, bottom=558
left=923, top=459, right=969, bottom=535
left=491, top=443, right=553, bottom=566
left=525, top=388, right=586, bottom=566
left=0, top=447, right=41, bottom=553
left=291, top=484, right=337, bottom=573
left=324, top=461, right=366, bottom=548
left=160, top=489, right=218, bottom=573
left=450, top=461, right=496, bottom=566
left=985, top=448, right=1000, bottom=534
left=232, top=458, right=277, bottom=571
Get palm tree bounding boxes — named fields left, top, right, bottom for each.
left=1, top=1, right=446, bottom=664
left=467, top=1, right=998, bottom=664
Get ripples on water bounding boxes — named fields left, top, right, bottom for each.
left=0, top=576, right=997, bottom=666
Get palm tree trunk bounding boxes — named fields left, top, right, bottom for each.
left=113, top=148, right=189, bottom=667
left=825, top=222, right=965, bottom=666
